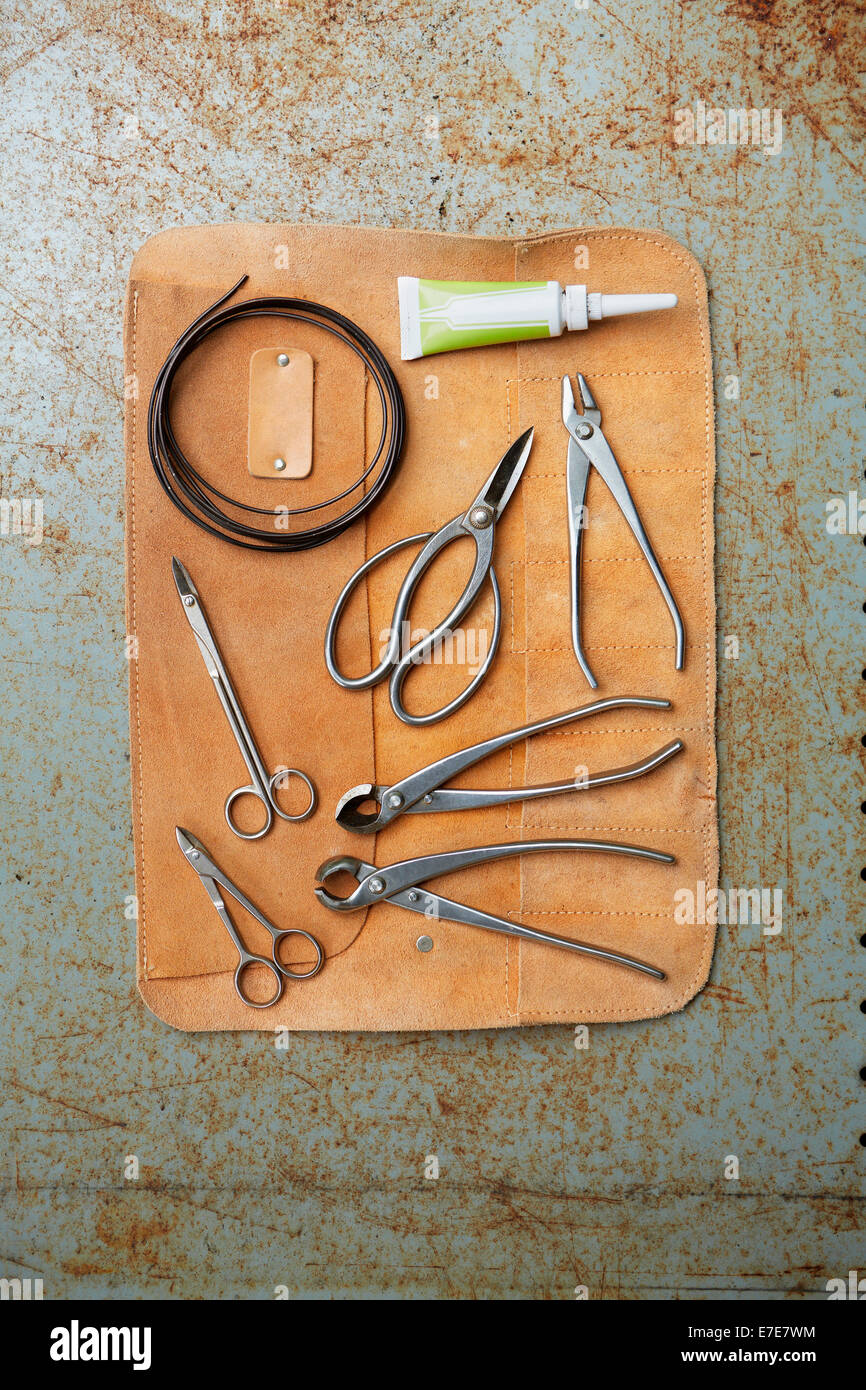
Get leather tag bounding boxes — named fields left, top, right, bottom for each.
left=247, top=347, right=313, bottom=478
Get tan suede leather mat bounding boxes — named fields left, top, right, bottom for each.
left=124, top=223, right=718, bottom=1032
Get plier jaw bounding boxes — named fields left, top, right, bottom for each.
left=561, top=372, right=601, bottom=436
left=333, top=784, right=393, bottom=832
left=314, top=856, right=381, bottom=911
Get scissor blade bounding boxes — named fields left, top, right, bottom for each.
left=176, top=825, right=204, bottom=857
left=473, top=427, right=534, bottom=520
left=172, top=556, right=222, bottom=679
left=176, top=825, right=266, bottom=923
left=175, top=826, right=224, bottom=885
left=172, top=555, right=199, bottom=604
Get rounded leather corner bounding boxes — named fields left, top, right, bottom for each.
left=136, top=973, right=198, bottom=1032
left=127, top=225, right=190, bottom=283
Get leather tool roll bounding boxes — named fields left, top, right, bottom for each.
left=124, top=223, right=718, bottom=1031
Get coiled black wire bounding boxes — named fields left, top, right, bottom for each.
left=147, top=275, right=406, bottom=551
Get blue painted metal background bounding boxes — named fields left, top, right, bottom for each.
left=0, top=0, right=863, bottom=1298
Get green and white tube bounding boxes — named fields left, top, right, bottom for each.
left=398, top=277, right=677, bottom=360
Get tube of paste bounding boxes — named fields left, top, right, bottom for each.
left=398, top=278, right=678, bottom=360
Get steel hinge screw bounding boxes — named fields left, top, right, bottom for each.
left=468, top=504, right=493, bottom=529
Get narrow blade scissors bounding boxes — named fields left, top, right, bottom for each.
left=562, top=373, right=685, bottom=688
left=324, top=428, right=534, bottom=726
left=315, top=839, right=673, bottom=980
left=173, top=557, right=316, bottom=839
left=177, top=828, right=324, bottom=1007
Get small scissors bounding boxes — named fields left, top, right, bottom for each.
left=324, top=428, right=534, bottom=726
left=562, top=373, right=684, bottom=688
left=315, top=839, right=672, bottom=980
left=176, top=828, right=324, bottom=1007
left=173, top=557, right=316, bottom=839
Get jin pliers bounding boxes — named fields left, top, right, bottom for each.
left=561, top=373, right=685, bottom=688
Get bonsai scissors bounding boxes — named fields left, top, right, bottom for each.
left=176, top=828, right=324, bottom=1008
left=173, top=557, right=316, bottom=839
left=562, top=373, right=684, bottom=688
left=324, top=428, right=534, bottom=726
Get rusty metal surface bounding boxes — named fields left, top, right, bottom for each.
left=0, top=0, right=863, bottom=1299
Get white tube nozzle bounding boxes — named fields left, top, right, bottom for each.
left=587, top=292, right=678, bottom=321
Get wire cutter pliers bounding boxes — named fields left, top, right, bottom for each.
left=315, top=838, right=674, bottom=980
left=334, top=695, right=683, bottom=832
left=561, top=373, right=685, bottom=688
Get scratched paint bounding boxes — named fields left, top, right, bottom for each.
left=0, top=0, right=863, bottom=1299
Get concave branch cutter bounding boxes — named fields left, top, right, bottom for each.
left=335, top=695, right=683, bottom=832
left=562, top=373, right=685, bottom=688
left=315, top=839, right=674, bottom=981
